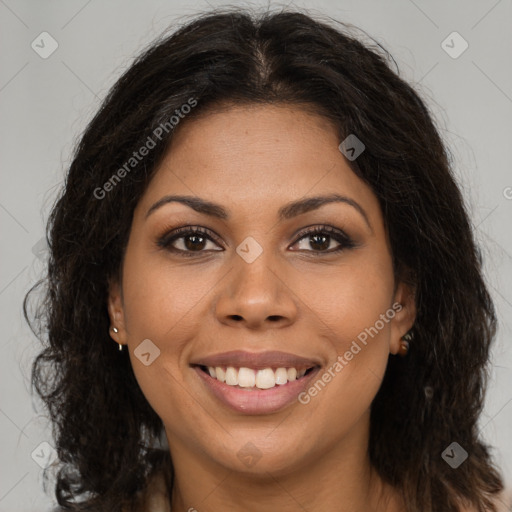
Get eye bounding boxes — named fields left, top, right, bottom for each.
left=291, top=225, right=355, bottom=254
left=156, top=224, right=356, bottom=257
left=156, top=226, right=223, bottom=256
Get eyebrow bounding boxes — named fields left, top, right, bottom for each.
left=145, top=193, right=372, bottom=230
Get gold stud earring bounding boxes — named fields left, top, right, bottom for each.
left=398, top=332, right=412, bottom=357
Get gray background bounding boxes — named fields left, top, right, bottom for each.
left=1, top=0, right=511, bottom=510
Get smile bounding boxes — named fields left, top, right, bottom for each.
left=190, top=350, right=323, bottom=415
left=200, top=365, right=313, bottom=389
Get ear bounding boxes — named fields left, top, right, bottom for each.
left=107, top=277, right=128, bottom=347
left=389, top=280, right=416, bottom=355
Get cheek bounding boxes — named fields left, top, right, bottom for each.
left=122, top=248, right=217, bottom=342
left=119, top=249, right=213, bottom=415
left=120, top=260, right=208, bottom=441
left=295, top=251, right=395, bottom=349
left=294, top=255, right=394, bottom=416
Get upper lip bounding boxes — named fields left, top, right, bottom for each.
left=190, top=350, right=322, bottom=370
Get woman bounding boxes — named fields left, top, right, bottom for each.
left=25, top=7, right=509, bottom=512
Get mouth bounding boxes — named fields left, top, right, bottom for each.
left=195, top=364, right=318, bottom=390
left=190, top=352, right=322, bottom=415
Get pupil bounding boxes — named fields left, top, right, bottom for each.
left=185, top=235, right=206, bottom=251
left=310, top=234, right=329, bottom=251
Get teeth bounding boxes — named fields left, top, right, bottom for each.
left=216, top=367, right=226, bottom=383
left=206, top=365, right=312, bottom=389
left=238, top=367, right=256, bottom=388
left=225, top=366, right=238, bottom=386
left=256, top=368, right=275, bottom=389
left=275, top=367, right=288, bottom=385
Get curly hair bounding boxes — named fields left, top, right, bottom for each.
left=24, top=7, right=504, bottom=512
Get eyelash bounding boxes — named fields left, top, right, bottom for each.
left=156, top=225, right=356, bottom=257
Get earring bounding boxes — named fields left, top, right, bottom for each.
left=398, top=332, right=412, bottom=357
left=110, top=326, right=122, bottom=351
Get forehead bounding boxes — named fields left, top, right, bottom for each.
left=136, top=104, right=381, bottom=224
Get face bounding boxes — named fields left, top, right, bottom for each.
left=108, top=104, right=415, bottom=477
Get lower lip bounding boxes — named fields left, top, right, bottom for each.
left=193, top=366, right=321, bottom=415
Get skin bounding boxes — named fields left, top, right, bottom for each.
left=108, top=104, right=416, bottom=512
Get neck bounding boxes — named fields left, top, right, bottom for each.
left=165, top=414, right=404, bottom=512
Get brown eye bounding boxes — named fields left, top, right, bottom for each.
left=157, top=227, right=223, bottom=256
left=312, top=234, right=332, bottom=251
left=291, top=226, right=355, bottom=254
left=180, top=233, right=208, bottom=251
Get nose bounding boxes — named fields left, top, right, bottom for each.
left=214, top=253, right=298, bottom=330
